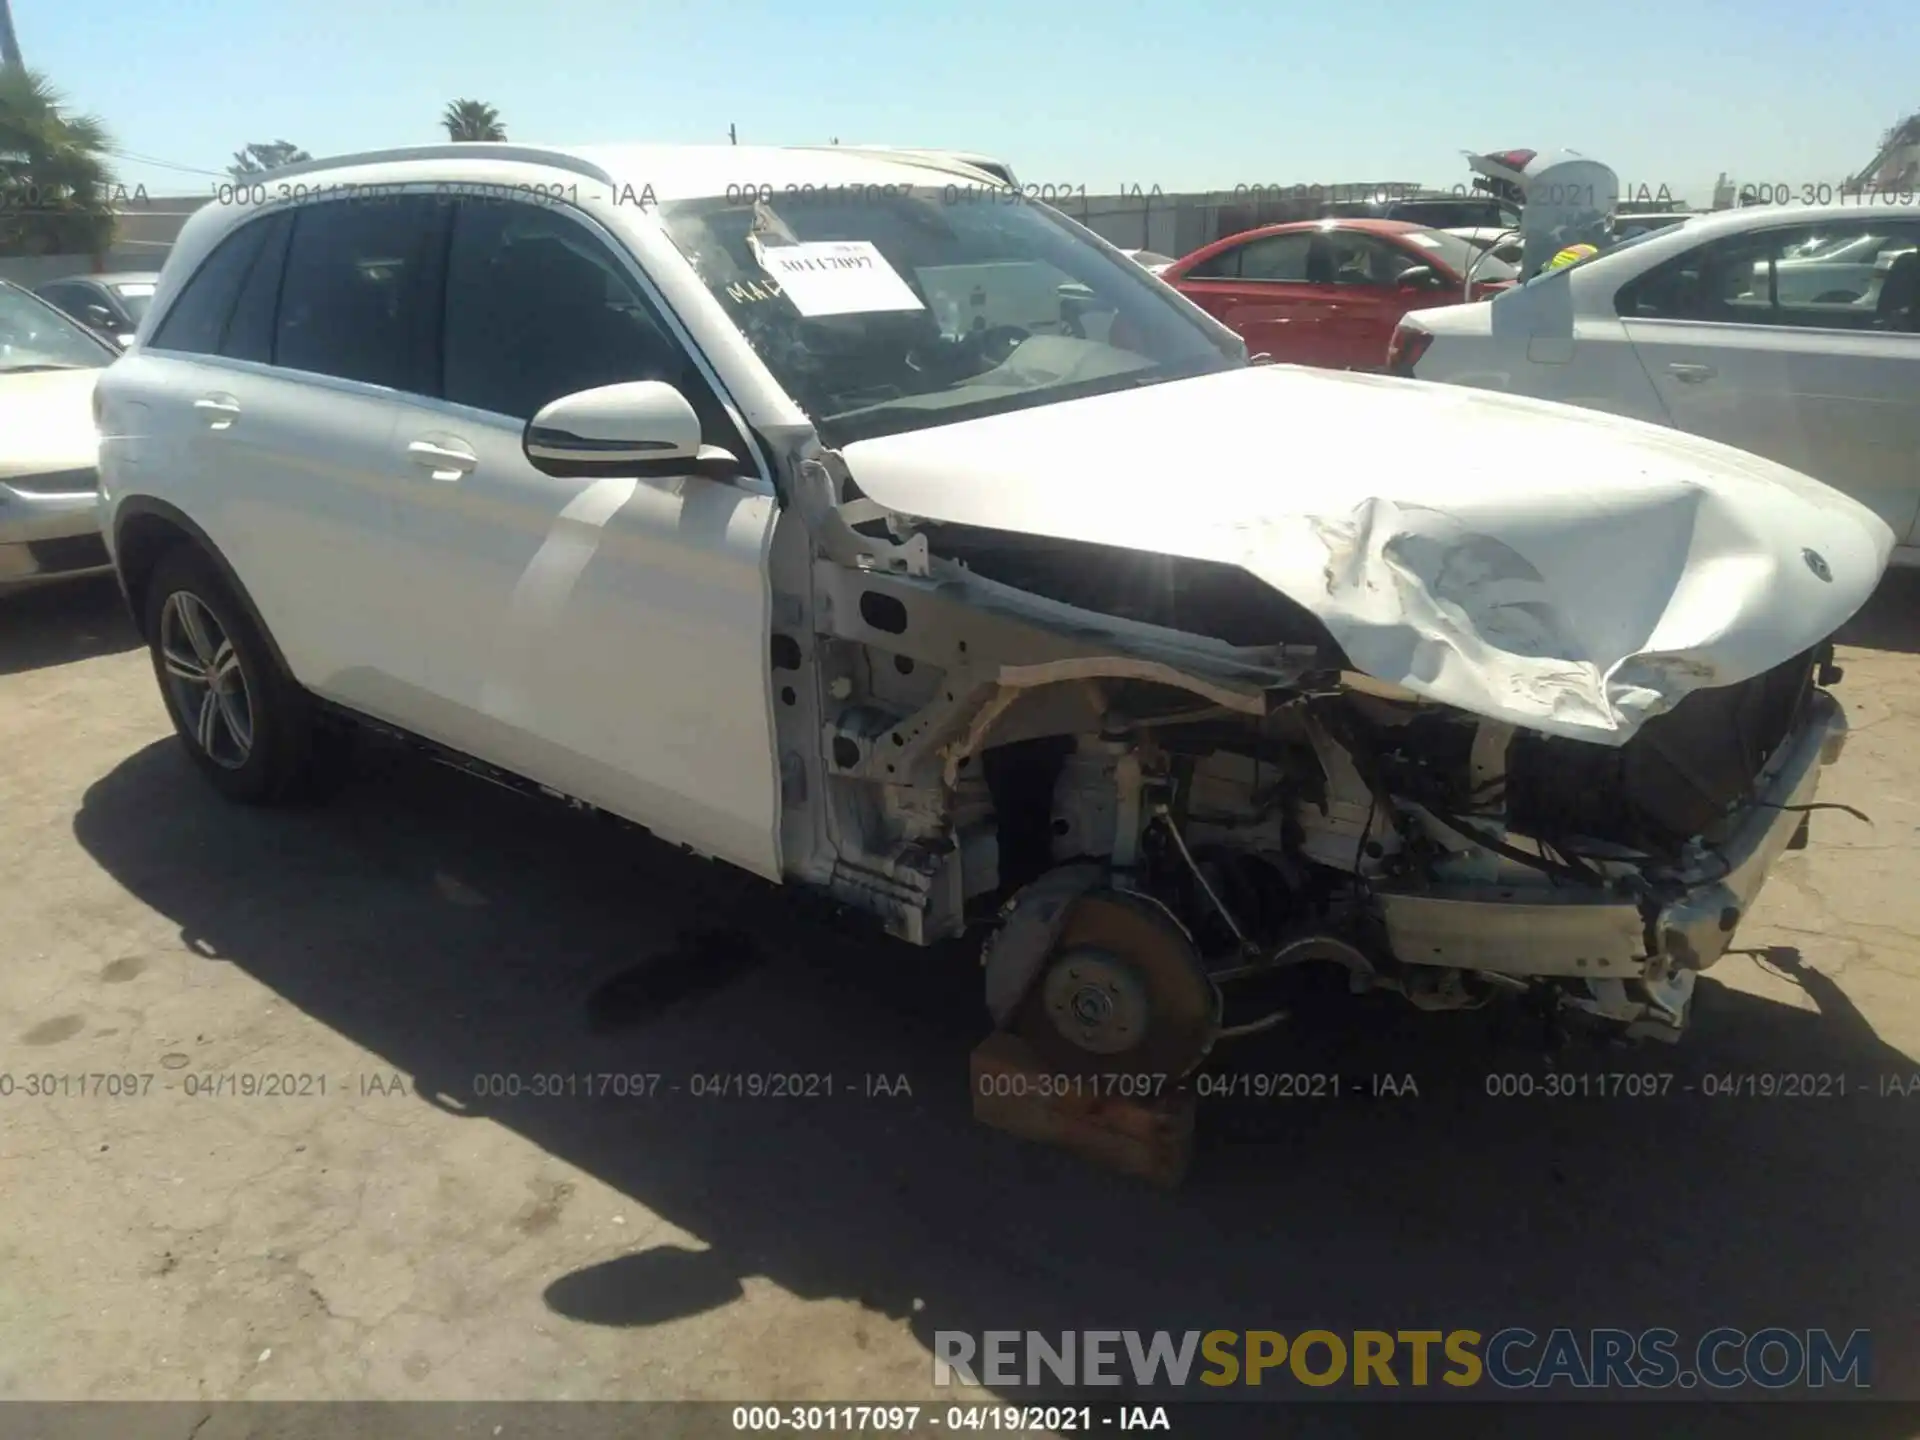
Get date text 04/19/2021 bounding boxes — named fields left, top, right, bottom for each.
left=466, top=1072, right=915, bottom=1100
left=729, top=1404, right=1170, bottom=1432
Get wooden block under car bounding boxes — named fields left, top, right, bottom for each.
left=970, top=1031, right=1196, bottom=1187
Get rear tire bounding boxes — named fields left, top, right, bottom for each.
left=143, top=545, right=334, bottom=805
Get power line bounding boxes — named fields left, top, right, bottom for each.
left=106, top=147, right=229, bottom=180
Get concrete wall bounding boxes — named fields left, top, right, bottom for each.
left=2, top=188, right=1388, bottom=291
left=0, top=195, right=210, bottom=287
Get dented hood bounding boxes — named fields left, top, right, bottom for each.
left=839, top=365, right=1893, bottom=745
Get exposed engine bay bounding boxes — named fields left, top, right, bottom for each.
left=766, top=451, right=1853, bottom=1078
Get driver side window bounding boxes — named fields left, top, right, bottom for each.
left=440, top=199, right=745, bottom=450
left=1321, top=233, right=1406, bottom=286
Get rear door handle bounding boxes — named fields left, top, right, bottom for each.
left=1666, top=362, right=1716, bottom=382
left=194, top=394, right=240, bottom=430
left=406, top=439, right=478, bottom=481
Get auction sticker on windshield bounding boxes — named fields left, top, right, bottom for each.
left=754, top=240, right=925, bottom=317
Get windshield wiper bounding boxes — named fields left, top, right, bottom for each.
left=0, top=362, right=91, bottom=373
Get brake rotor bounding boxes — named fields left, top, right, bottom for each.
left=1015, top=889, right=1221, bottom=1078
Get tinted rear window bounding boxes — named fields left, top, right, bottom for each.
left=274, top=197, right=443, bottom=390
left=151, top=221, right=275, bottom=355
left=222, top=212, right=292, bottom=363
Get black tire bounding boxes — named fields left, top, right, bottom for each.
left=142, top=544, right=334, bottom=805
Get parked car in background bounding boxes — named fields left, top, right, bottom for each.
left=1447, top=226, right=1524, bottom=270
left=0, top=280, right=117, bottom=593
left=1161, top=219, right=1516, bottom=369
left=35, top=272, right=160, bottom=348
left=1320, top=193, right=1518, bottom=231
left=1767, top=227, right=1918, bottom=304
left=94, top=143, right=1887, bottom=1064
left=1392, top=203, right=1920, bottom=562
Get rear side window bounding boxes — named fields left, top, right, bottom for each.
left=1617, top=221, right=1920, bottom=333
left=1236, top=233, right=1314, bottom=282
left=274, top=196, right=444, bottom=389
left=1185, top=243, right=1242, bottom=280
left=221, top=211, right=293, bottom=363
left=150, top=219, right=275, bottom=354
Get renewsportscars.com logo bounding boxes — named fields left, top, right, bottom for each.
left=932, top=1328, right=1872, bottom=1392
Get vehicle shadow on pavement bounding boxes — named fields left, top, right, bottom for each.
left=71, top=738, right=1920, bottom=1434
left=1837, top=568, right=1920, bottom=655
left=0, top=576, right=142, bottom=677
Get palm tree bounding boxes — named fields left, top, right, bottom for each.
left=0, top=66, right=116, bottom=257
left=441, top=100, right=505, bottom=143
left=229, top=140, right=310, bottom=177
left=0, top=0, right=24, bottom=70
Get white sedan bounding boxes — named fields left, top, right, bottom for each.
left=1445, top=226, right=1524, bottom=271
left=1394, top=202, right=1920, bottom=562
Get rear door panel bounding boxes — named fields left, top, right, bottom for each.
left=1617, top=218, right=1920, bottom=542
left=1626, top=320, right=1920, bottom=542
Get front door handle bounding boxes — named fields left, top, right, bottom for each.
left=194, top=394, right=240, bottom=430
left=406, top=439, right=478, bottom=481
left=1667, top=362, right=1716, bottom=383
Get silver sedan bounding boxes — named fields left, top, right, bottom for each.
left=0, top=281, right=118, bottom=593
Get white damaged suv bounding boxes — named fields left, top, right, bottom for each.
left=96, top=144, right=1892, bottom=1072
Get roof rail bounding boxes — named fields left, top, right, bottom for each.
left=246, top=144, right=616, bottom=187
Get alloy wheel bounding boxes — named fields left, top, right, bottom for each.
left=158, top=590, right=254, bottom=769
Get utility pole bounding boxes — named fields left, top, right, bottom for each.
left=0, top=0, right=24, bottom=70
left=729, top=123, right=737, bottom=145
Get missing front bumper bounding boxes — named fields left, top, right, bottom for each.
left=1370, top=691, right=1847, bottom=985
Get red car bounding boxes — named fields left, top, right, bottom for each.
left=1160, top=219, right=1516, bottom=371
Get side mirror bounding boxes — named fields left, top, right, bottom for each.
left=1395, top=266, right=1442, bottom=291
left=522, top=380, right=739, bottom=480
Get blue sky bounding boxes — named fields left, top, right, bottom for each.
left=20, top=0, right=1915, bottom=206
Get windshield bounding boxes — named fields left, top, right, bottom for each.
left=656, top=189, right=1239, bottom=446
left=111, top=282, right=156, bottom=323
left=1402, top=227, right=1517, bottom=281
left=0, top=283, right=116, bottom=370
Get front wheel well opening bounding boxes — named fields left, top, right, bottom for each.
left=979, top=734, right=1076, bottom=899
left=114, top=512, right=199, bottom=638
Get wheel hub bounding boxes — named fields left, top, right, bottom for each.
left=1041, top=948, right=1151, bottom=1055
left=1016, top=888, right=1221, bottom=1077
